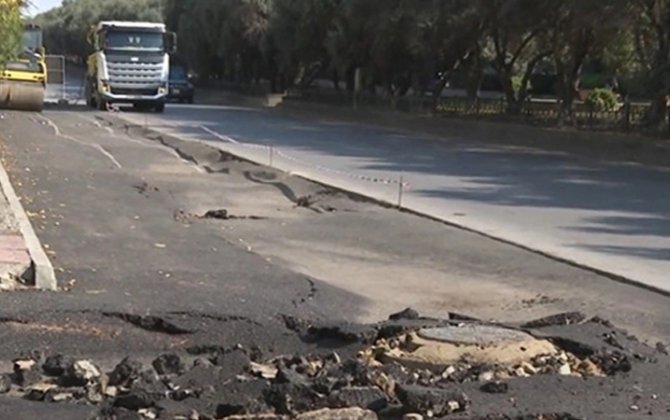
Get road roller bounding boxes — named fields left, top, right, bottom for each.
left=0, top=24, right=47, bottom=112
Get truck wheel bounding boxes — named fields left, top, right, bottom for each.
left=85, top=86, right=95, bottom=108
left=154, top=102, right=165, bottom=113
left=97, top=96, right=108, bottom=111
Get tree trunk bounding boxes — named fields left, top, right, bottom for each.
left=332, top=69, right=340, bottom=90
left=556, top=57, right=585, bottom=126
left=647, top=93, right=668, bottom=130
left=464, top=49, right=483, bottom=103
left=497, top=67, right=518, bottom=114
left=644, top=60, right=670, bottom=128
left=345, top=66, right=356, bottom=92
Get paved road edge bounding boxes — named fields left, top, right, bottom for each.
left=0, top=158, right=56, bottom=290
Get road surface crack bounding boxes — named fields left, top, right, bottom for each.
left=168, top=311, right=264, bottom=327
left=292, top=278, right=318, bottom=307
left=101, top=312, right=193, bottom=335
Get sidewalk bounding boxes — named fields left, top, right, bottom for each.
left=0, top=127, right=56, bottom=290
left=0, top=185, right=30, bottom=289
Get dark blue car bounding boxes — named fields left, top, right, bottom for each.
left=168, top=65, right=194, bottom=103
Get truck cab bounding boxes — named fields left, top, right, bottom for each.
left=85, top=21, right=176, bottom=112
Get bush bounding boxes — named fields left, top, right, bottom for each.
left=580, top=73, right=608, bottom=90
left=585, top=88, right=619, bottom=111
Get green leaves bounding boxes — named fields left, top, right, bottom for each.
left=0, top=0, right=24, bottom=70
left=28, top=0, right=670, bottom=119
left=34, top=0, right=164, bottom=60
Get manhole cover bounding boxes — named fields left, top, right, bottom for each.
left=418, top=325, right=534, bottom=346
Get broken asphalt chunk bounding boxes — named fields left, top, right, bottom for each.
left=24, top=382, right=57, bottom=401
left=0, top=374, right=11, bottom=394
left=389, top=308, right=420, bottom=321
left=152, top=353, right=185, bottom=376
left=13, top=359, right=41, bottom=388
left=306, top=323, right=378, bottom=345
left=396, top=384, right=469, bottom=417
left=62, top=360, right=101, bottom=387
left=591, top=351, right=632, bottom=375
left=264, top=381, right=324, bottom=415
left=109, top=357, right=144, bottom=387
left=522, top=312, right=587, bottom=329
left=328, top=386, right=388, bottom=412
left=114, top=388, right=158, bottom=410
left=480, top=381, right=509, bottom=394
left=42, top=354, right=75, bottom=377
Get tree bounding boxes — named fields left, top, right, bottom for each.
left=632, top=0, right=670, bottom=128
left=424, top=0, right=485, bottom=104
left=481, top=0, right=552, bottom=113
left=326, top=0, right=382, bottom=92
left=0, top=0, right=23, bottom=69
left=269, top=0, right=338, bottom=89
left=164, top=0, right=273, bottom=85
left=545, top=0, right=631, bottom=124
left=35, top=0, right=164, bottom=61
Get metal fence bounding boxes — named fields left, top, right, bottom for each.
left=437, top=97, right=652, bottom=132
left=287, top=89, right=658, bottom=135
left=45, top=55, right=66, bottom=101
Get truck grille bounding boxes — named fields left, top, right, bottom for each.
left=106, top=53, right=164, bottom=86
left=110, top=87, right=158, bottom=96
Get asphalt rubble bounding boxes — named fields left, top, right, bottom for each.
left=0, top=309, right=668, bottom=420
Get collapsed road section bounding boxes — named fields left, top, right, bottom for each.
left=0, top=310, right=666, bottom=419
left=1, top=109, right=670, bottom=419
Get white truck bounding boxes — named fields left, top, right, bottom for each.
left=85, top=21, right=176, bottom=112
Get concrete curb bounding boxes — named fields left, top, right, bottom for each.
left=0, top=160, right=56, bottom=290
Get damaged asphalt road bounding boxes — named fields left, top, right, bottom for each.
left=0, top=108, right=668, bottom=418
left=0, top=309, right=667, bottom=419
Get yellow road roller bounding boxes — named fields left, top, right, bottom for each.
left=0, top=24, right=47, bottom=112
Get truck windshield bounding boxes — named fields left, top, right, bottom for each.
left=105, top=31, right=163, bottom=50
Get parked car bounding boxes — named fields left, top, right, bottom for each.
left=168, top=65, right=194, bottom=103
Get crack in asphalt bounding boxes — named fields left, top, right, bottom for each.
left=101, top=312, right=194, bottom=335
left=292, top=277, right=318, bottom=308
left=167, top=311, right=264, bottom=327
left=0, top=316, right=28, bottom=324
left=37, top=115, right=123, bottom=169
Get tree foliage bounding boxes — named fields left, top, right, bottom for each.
left=0, top=0, right=24, bottom=69
left=34, top=0, right=163, bottom=61
left=34, top=0, right=670, bottom=125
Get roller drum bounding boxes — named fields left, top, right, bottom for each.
left=0, top=82, right=45, bottom=112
